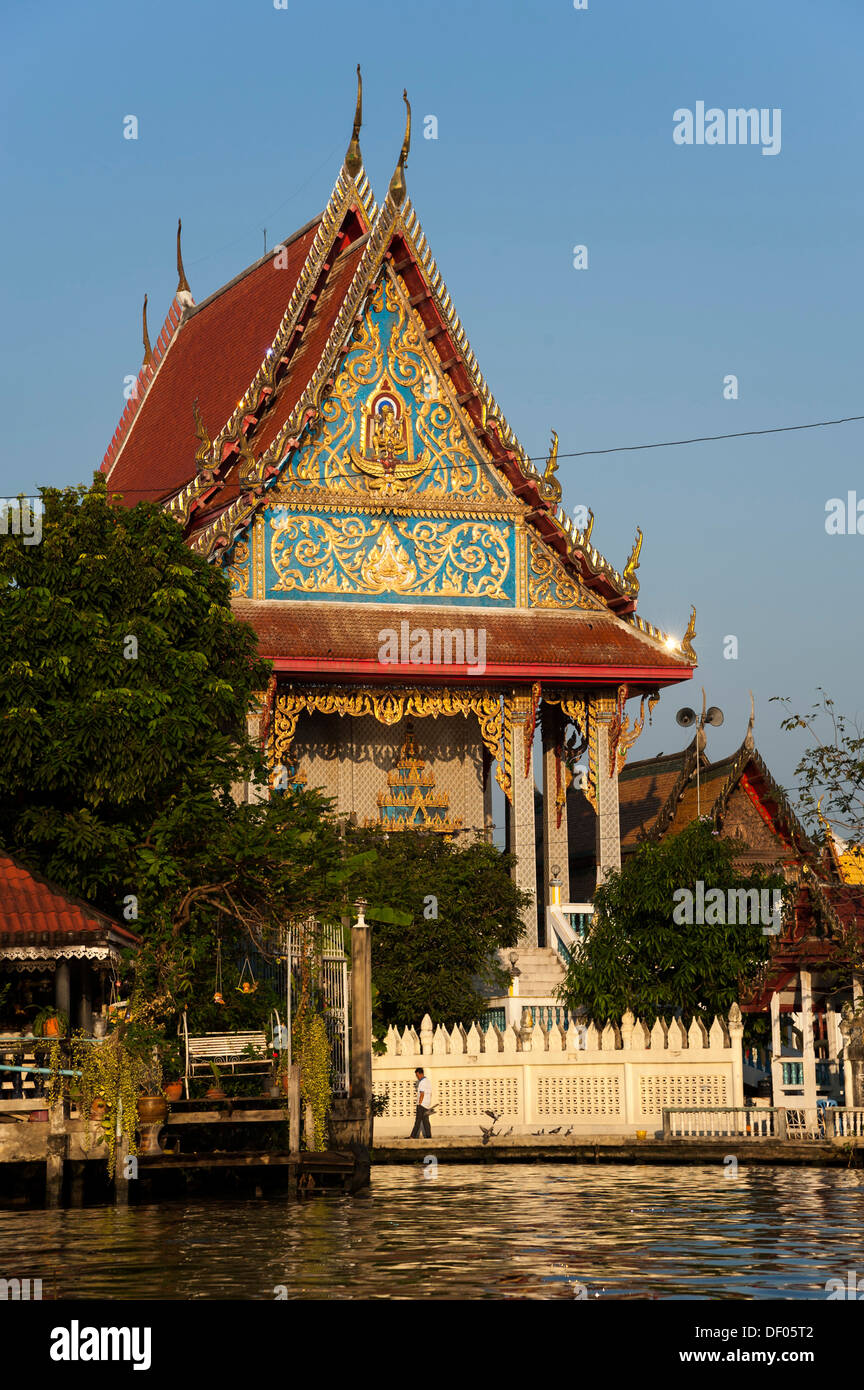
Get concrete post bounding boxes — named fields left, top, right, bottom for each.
left=728, top=1004, right=745, bottom=1109
left=770, top=990, right=784, bottom=1104
left=799, top=970, right=818, bottom=1113
left=350, top=901, right=372, bottom=1106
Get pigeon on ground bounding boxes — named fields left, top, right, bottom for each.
left=531, top=1129, right=546, bottom=1136
left=564, top=1127, right=573, bottom=1136
left=548, top=1127, right=562, bottom=1135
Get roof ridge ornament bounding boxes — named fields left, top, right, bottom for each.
left=345, top=64, right=364, bottom=178
left=744, top=690, right=755, bottom=751
left=681, top=605, right=697, bottom=662
left=142, top=294, right=152, bottom=366
left=176, top=218, right=194, bottom=309
left=538, top=429, right=562, bottom=505
left=623, top=526, right=642, bottom=594
left=388, top=89, right=411, bottom=206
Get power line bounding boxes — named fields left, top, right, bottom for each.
left=522, top=413, right=864, bottom=462
left=102, top=410, right=864, bottom=494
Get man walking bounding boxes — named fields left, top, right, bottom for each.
left=409, top=1066, right=432, bottom=1139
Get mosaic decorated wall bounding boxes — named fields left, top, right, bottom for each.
left=221, top=270, right=598, bottom=614
left=290, top=711, right=485, bottom=838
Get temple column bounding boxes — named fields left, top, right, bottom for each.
left=593, top=695, right=622, bottom=886
left=541, top=705, right=570, bottom=912
left=799, top=969, right=818, bottom=1112
left=770, top=989, right=784, bottom=1103
left=510, top=693, right=538, bottom=946
left=482, top=748, right=494, bottom=842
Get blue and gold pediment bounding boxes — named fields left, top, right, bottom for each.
left=278, top=274, right=508, bottom=501
left=265, top=507, right=515, bottom=606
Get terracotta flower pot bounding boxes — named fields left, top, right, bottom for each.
left=137, top=1095, right=169, bottom=1127
left=164, top=1082, right=183, bottom=1102
left=90, top=1098, right=107, bottom=1121
left=43, top=1017, right=61, bottom=1038
left=205, top=1087, right=226, bottom=1100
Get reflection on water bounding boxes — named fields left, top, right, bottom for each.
left=0, top=1164, right=862, bottom=1300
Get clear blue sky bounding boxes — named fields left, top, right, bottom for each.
left=2, top=0, right=862, bottom=806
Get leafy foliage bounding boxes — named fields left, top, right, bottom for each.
left=772, top=690, right=864, bottom=846
left=0, top=477, right=270, bottom=909
left=342, top=827, right=529, bottom=1029
left=559, top=821, right=784, bottom=1024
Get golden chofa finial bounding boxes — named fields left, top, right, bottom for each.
left=345, top=64, right=363, bottom=177
left=544, top=430, right=559, bottom=482
left=744, top=690, right=755, bottom=750
left=623, top=526, right=642, bottom=594
left=681, top=605, right=697, bottom=661
left=388, top=89, right=411, bottom=206
left=583, top=508, right=594, bottom=545
left=539, top=429, right=562, bottom=504
left=142, top=293, right=152, bottom=366
left=176, top=218, right=194, bottom=308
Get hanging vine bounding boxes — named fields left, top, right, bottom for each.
left=292, top=931, right=332, bottom=1151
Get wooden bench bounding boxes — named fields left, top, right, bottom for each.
left=181, top=1011, right=283, bottom=1099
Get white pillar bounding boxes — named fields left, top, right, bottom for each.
left=728, top=1003, right=745, bottom=1109
left=770, top=990, right=784, bottom=1104
left=799, top=970, right=818, bottom=1111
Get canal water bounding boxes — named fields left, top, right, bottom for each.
left=0, top=1164, right=862, bottom=1300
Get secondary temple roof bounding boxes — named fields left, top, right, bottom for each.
left=100, top=74, right=695, bottom=694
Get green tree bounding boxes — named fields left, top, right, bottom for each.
left=559, top=820, right=784, bottom=1024
left=772, top=689, right=864, bottom=845
left=343, top=826, right=529, bottom=1029
left=0, top=477, right=269, bottom=908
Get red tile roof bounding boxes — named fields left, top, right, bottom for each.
left=102, top=220, right=322, bottom=508
left=0, top=855, right=139, bottom=949
left=232, top=600, right=693, bottom=685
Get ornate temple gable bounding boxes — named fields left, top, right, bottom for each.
left=273, top=271, right=509, bottom=503
left=192, top=193, right=659, bottom=621
left=528, top=533, right=608, bottom=612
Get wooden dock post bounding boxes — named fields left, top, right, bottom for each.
left=45, top=1097, right=67, bottom=1208
left=285, top=1064, right=300, bottom=1149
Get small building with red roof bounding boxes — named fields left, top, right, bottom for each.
left=0, top=853, right=139, bottom=1038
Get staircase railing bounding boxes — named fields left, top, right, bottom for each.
left=546, top=903, right=593, bottom=966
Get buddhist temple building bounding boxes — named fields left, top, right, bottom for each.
left=100, top=74, right=695, bottom=952
left=560, top=703, right=864, bottom=1108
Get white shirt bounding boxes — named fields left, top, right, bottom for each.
left=417, top=1077, right=432, bottom=1108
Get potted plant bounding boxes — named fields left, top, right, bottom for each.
left=32, top=1007, right=68, bottom=1039
left=160, top=1040, right=184, bottom=1102
left=205, top=1061, right=226, bottom=1100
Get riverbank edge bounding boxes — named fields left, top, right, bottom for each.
left=373, top=1135, right=864, bottom=1166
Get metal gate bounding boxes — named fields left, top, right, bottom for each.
left=280, top=920, right=350, bottom=1096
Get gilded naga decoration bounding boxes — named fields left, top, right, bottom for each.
left=682, top=606, right=697, bottom=662
left=623, top=527, right=642, bottom=595
left=537, top=429, right=562, bottom=505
